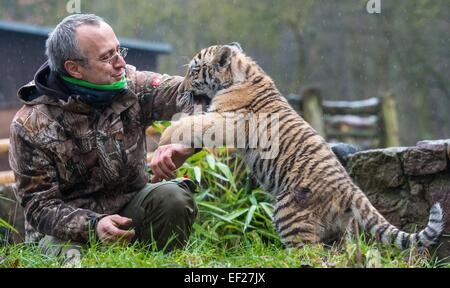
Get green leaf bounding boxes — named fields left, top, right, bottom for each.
left=195, top=188, right=217, bottom=202
left=0, top=218, right=18, bottom=234
left=244, top=205, right=257, bottom=232
left=160, top=120, right=172, bottom=128
left=193, top=166, right=202, bottom=184
left=206, top=171, right=229, bottom=182
left=252, top=189, right=272, bottom=200
left=216, top=162, right=236, bottom=191
left=254, top=229, right=279, bottom=240
left=249, top=194, right=257, bottom=206
left=214, top=182, right=231, bottom=194
left=151, top=120, right=171, bottom=133
left=207, top=211, right=235, bottom=224
left=216, top=162, right=231, bottom=177
left=192, top=223, right=219, bottom=241
left=0, top=195, right=15, bottom=203
left=224, top=208, right=249, bottom=222
left=221, top=234, right=243, bottom=240
left=259, top=202, right=274, bottom=220
left=253, top=211, right=272, bottom=224
left=197, top=202, right=228, bottom=214
left=205, top=154, right=216, bottom=170
left=187, top=150, right=206, bottom=162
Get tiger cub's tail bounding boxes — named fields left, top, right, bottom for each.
left=350, top=191, right=444, bottom=249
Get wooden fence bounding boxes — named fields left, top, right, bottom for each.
left=286, top=87, right=400, bottom=149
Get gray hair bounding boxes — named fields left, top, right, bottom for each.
left=46, top=14, right=104, bottom=75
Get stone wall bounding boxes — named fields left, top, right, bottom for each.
left=343, top=139, right=450, bottom=259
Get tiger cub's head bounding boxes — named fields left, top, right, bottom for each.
left=179, top=42, right=244, bottom=109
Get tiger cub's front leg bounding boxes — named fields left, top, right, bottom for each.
left=159, top=115, right=201, bottom=147
left=159, top=113, right=231, bottom=148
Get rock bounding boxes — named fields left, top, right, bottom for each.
left=336, top=141, right=450, bottom=259
left=407, top=176, right=434, bottom=197
left=347, top=147, right=407, bottom=190
left=367, top=194, right=404, bottom=228
left=416, top=139, right=450, bottom=164
left=409, top=182, right=424, bottom=196
left=416, top=139, right=450, bottom=147
left=400, top=199, right=430, bottom=227
left=329, top=142, right=361, bottom=167
left=403, top=142, right=447, bottom=176
left=425, top=174, right=450, bottom=259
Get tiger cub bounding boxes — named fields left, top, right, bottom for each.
left=160, top=43, right=443, bottom=249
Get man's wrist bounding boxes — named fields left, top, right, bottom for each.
left=88, top=214, right=108, bottom=241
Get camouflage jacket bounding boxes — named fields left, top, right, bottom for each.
left=9, top=63, right=185, bottom=243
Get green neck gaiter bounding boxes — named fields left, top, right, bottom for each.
left=61, top=75, right=128, bottom=108
left=61, top=75, right=127, bottom=90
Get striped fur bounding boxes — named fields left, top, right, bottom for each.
left=161, top=43, right=444, bottom=249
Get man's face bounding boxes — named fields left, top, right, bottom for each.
left=74, top=21, right=126, bottom=84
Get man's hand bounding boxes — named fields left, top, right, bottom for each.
left=150, top=144, right=195, bottom=183
left=96, top=215, right=135, bottom=244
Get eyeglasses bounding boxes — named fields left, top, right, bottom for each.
left=98, top=47, right=129, bottom=64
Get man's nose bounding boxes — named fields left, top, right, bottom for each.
left=114, top=54, right=126, bottom=69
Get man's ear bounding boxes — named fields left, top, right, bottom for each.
left=64, top=60, right=83, bottom=79
left=212, top=46, right=232, bottom=70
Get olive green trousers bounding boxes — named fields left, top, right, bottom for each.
left=39, top=179, right=197, bottom=262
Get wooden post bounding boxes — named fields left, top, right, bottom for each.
left=0, top=138, right=9, bottom=155
left=380, top=92, right=400, bottom=147
left=0, top=171, right=15, bottom=185
left=302, top=87, right=325, bottom=137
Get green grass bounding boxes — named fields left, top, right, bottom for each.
left=1, top=148, right=449, bottom=268
left=1, top=232, right=448, bottom=268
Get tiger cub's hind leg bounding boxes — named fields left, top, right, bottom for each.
left=343, top=216, right=359, bottom=244
left=273, top=193, right=323, bottom=248
left=274, top=214, right=323, bottom=248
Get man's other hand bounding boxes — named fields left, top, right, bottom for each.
left=150, top=144, right=194, bottom=183
left=96, top=214, right=135, bottom=244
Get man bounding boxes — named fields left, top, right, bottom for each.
left=8, top=14, right=197, bottom=260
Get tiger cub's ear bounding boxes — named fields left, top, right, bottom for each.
left=213, top=46, right=233, bottom=70
left=226, top=42, right=243, bottom=53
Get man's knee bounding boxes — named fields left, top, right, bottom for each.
left=119, top=180, right=198, bottom=249
left=149, top=182, right=198, bottom=221
left=133, top=181, right=198, bottom=250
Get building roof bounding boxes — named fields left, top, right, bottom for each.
left=0, top=20, right=172, bottom=54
